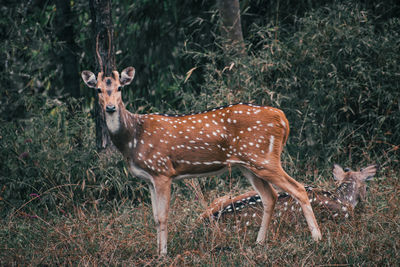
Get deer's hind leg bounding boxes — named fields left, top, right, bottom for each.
left=249, top=165, right=322, bottom=242
left=241, top=167, right=278, bottom=244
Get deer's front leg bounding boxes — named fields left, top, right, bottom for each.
left=148, top=176, right=172, bottom=256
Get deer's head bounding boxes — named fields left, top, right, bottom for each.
left=332, top=164, right=377, bottom=208
left=81, top=67, right=135, bottom=133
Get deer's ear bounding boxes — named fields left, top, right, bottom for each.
left=332, top=164, right=345, bottom=181
left=360, top=165, right=378, bottom=181
left=120, top=67, right=135, bottom=86
left=81, top=71, right=97, bottom=88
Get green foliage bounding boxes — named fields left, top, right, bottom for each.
left=179, top=2, right=400, bottom=174
left=0, top=96, right=148, bottom=217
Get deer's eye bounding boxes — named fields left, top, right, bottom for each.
left=117, top=86, right=122, bottom=92
left=97, top=88, right=102, bottom=93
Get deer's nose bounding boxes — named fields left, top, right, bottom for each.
left=106, top=105, right=116, bottom=113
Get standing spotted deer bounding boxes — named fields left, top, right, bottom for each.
left=201, top=164, right=377, bottom=229
left=81, top=67, right=321, bottom=256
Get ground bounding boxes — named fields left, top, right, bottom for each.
left=1, top=170, right=399, bottom=265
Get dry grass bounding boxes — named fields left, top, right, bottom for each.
left=1, top=168, right=399, bottom=266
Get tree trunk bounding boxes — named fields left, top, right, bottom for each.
left=89, top=0, right=116, bottom=151
left=218, top=0, right=245, bottom=55
left=55, top=0, right=80, bottom=98
left=218, top=0, right=246, bottom=93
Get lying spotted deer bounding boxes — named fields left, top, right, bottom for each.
left=201, top=164, right=377, bottom=229
left=81, top=66, right=322, bottom=256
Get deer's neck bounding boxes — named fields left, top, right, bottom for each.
left=105, top=103, right=141, bottom=155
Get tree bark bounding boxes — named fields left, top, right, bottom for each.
left=218, top=0, right=246, bottom=93
left=55, top=0, right=80, bottom=98
left=89, top=0, right=116, bottom=151
left=218, top=0, right=245, bottom=55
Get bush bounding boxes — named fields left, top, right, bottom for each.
left=0, top=96, right=148, bottom=217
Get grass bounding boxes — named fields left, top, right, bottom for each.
left=1, top=166, right=399, bottom=266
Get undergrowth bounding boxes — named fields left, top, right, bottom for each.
left=0, top=168, right=398, bottom=265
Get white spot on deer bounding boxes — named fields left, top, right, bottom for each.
left=268, top=135, right=275, bottom=153
left=247, top=127, right=252, bottom=132
left=149, top=144, right=153, bottom=148
left=261, top=159, right=270, bottom=165
left=280, top=119, right=286, bottom=128
left=205, top=123, right=210, bottom=127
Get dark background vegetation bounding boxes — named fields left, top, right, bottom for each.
left=0, top=0, right=399, bottom=265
